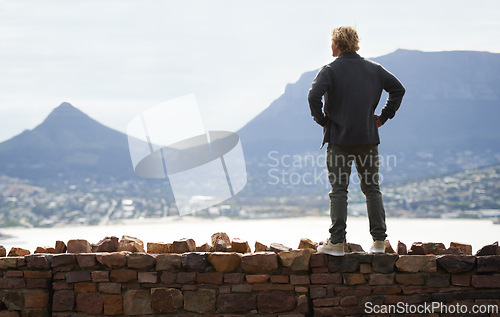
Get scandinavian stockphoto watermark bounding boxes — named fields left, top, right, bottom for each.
left=126, top=94, right=247, bottom=215
left=267, top=150, right=397, bottom=186
left=364, top=301, right=499, bottom=315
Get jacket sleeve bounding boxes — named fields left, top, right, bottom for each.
left=378, top=65, right=406, bottom=124
left=308, top=66, right=330, bottom=127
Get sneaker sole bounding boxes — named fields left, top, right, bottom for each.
left=369, top=248, right=385, bottom=254
left=318, top=246, right=344, bottom=256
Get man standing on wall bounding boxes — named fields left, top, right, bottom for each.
left=308, top=26, right=405, bottom=256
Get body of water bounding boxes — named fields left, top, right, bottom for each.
left=0, top=216, right=498, bottom=254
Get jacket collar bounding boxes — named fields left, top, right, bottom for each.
left=337, top=52, right=361, bottom=59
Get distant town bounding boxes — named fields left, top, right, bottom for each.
left=0, top=163, right=499, bottom=228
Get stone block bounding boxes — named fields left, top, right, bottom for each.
left=91, top=271, right=109, bottom=282
left=66, top=271, right=91, bottom=283
left=372, top=254, right=398, bottom=273
left=298, top=238, right=317, bottom=251
left=24, top=271, right=51, bottom=279
left=290, top=274, right=310, bottom=285
left=160, top=272, right=177, bottom=284
left=231, top=284, right=253, bottom=293
left=23, top=291, right=49, bottom=308
left=397, top=241, right=408, bottom=255
left=475, top=241, right=498, bottom=256
left=211, top=232, right=230, bottom=251
left=224, top=273, right=244, bottom=284
left=241, top=252, right=278, bottom=274
left=384, top=240, right=396, bottom=253
left=309, top=285, right=327, bottom=299
left=0, top=245, right=6, bottom=257
left=196, top=272, right=223, bottom=284
left=477, top=255, right=500, bottom=273
left=328, top=254, right=363, bottom=273
left=127, top=253, right=156, bottom=269
left=75, top=254, right=97, bottom=269
left=96, top=252, right=127, bottom=269
left=54, top=241, right=67, bottom=254
left=184, top=288, right=216, bottom=314
left=147, top=242, right=171, bottom=254
left=123, top=290, right=153, bottom=315
left=110, top=269, right=137, bottom=283
left=51, top=254, right=76, bottom=269
left=270, top=275, right=289, bottom=283
left=451, top=274, right=471, bottom=286
left=436, top=255, right=476, bottom=273
left=176, top=272, right=196, bottom=284
left=369, top=273, right=395, bottom=285
left=343, top=273, right=366, bottom=285
left=25, top=255, right=51, bottom=270
left=471, top=275, right=500, bottom=288
left=257, top=290, right=296, bottom=313
left=346, top=242, right=364, bottom=252
left=172, top=238, right=196, bottom=254
left=196, top=243, right=213, bottom=252
left=450, top=242, right=472, bottom=255
left=231, top=238, right=251, bottom=253
left=8, top=248, right=30, bottom=257
left=310, top=253, right=327, bottom=268
left=93, top=236, right=119, bottom=252
left=74, top=283, right=96, bottom=293
left=156, top=254, right=182, bottom=271
left=310, top=273, right=342, bottom=284
left=182, top=252, right=207, bottom=272
left=66, top=240, right=91, bottom=253
left=426, top=274, right=450, bottom=287
left=2, top=290, right=22, bottom=310
left=217, top=293, right=256, bottom=313
left=207, top=252, right=242, bottom=272
left=269, top=242, right=292, bottom=253
left=395, top=273, right=425, bottom=286
left=104, top=294, right=123, bottom=316
left=246, top=274, right=269, bottom=284
left=151, top=288, right=183, bottom=313
left=117, top=235, right=145, bottom=253
left=99, top=282, right=122, bottom=294
left=409, top=242, right=425, bottom=255
left=373, top=286, right=402, bottom=295
left=138, top=272, right=158, bottom=283
left=395, top=255, right=437, bottom=272
left=422, top=242, right=446, bottom=255
left=278, top=249, right=313, bottom=272
left=52, top=290, right=74, bottom=311
left=254, top=241, right=268, bottom=252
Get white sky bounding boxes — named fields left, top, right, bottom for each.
left=1, top=0, right=499, bottom=142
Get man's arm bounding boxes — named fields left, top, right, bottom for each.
left=378, top=65, right=405, bottom=125
left=308, top=66, right=330, bottom=127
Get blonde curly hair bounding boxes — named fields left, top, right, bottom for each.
left=331, top=26, right=360, bottom=53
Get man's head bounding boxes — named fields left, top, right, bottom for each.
left=331, top=26, right=360, bottom=57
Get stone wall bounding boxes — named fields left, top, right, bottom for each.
left=0, top=250, right=499, bottom=316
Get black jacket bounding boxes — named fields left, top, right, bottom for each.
left=308, top=52, right=405, bottom=147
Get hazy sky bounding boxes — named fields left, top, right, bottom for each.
left=1, top=0, right=499, bottom=142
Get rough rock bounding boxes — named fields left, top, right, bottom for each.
left=151, top=288, right=183, bottom=313
left=475, top=241, right=499, bottom=256
left=117, top=235, right=145, bottom=253
left=0, top=245, right=6, bottom=257
left=156, top=254, right=182, bottom=271
left=217, top=293, right=256, bottom=313
left=184, top=289, right=216, bottom=314
left=278, top=249, right=313, bottom=272
left=298, top=238, right=317, bottom=251
left=231, top=238, right=251, bottom=253
left=8, top=247, right=30, bottom=257
left=255, top=241, right=268, bottom=252
left=476, top=255, right=500, bottom=273
left=127, top=253, right=156, bottom=269
left=181, top=253, right=207, bottom=272
left=450, top=242, right=472, bottom=255
left=384, top=240, right=396, bottom=253
left=55, top=241, right=67, bottom=253
left=241, top=252, right=278, bottom=274
left=395, top=255, right=437, bottom=272
left=442, top=247, right=463, bottom=255
left=172, top=238, right=196, bottom=254
left=196, top=243, right=212, bottom=252
left=436, top=255, right=476, bottom=273
left=207, top=252, right=242, bottom=272
left=408, top=242, right=425, bottom=255
left=93, top=236, right=119, bottom=252
left=96, top=252, right=128, bottom=269
left=67, top=240, right=91, bottom=253
left=270, top=243, right=292, bottom=253
left=211, top=232, right=230, bottom=252
left=346, top=243, right=364, bottom=252
left=34, top=246, right=56, bottom=254
left=147, top=242, right=171, bottom=254
left=397, top=241, right=408, bottom=255
left=422, top=242, right=446, bottom=255
left=123, top=290, right=152, bottom=315
left=257, top=290, right=296, bottom=313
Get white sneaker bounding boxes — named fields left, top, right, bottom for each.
left=318, top=239, right=345, bottom=256
left=369, top=240, right=385, bottom=253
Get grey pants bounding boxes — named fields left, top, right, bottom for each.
left=326, top=143, right=387, bottom=244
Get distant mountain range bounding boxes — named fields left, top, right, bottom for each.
left=0, top=50, right=499, bottom=197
